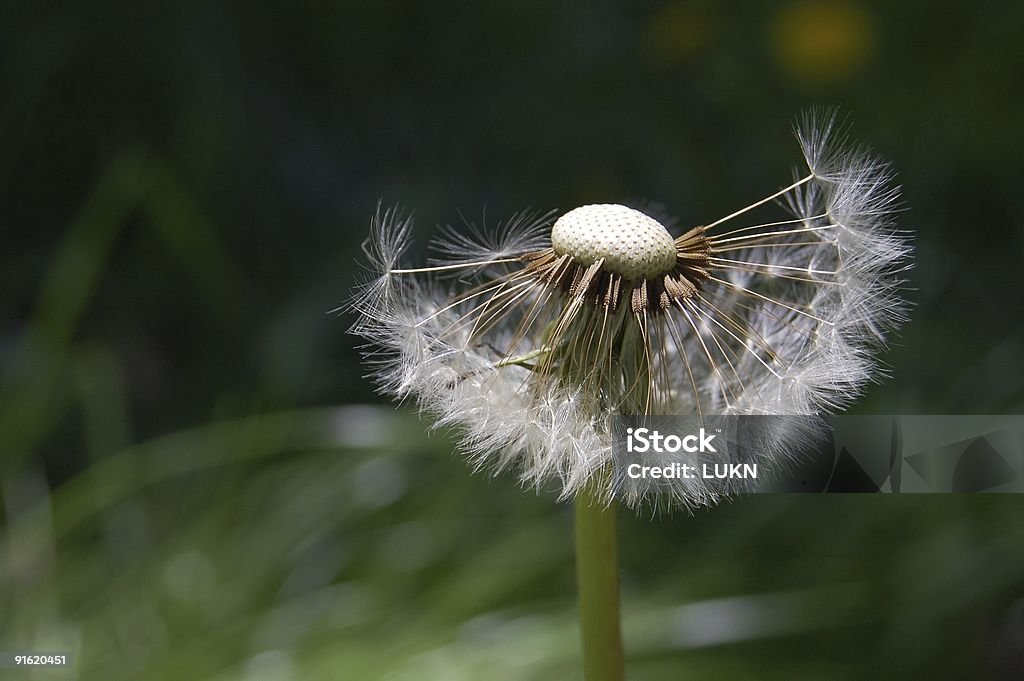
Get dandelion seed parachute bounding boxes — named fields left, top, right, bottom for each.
left=349, top=112, right=911, bottom=510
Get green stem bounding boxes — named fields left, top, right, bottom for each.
left=575, top=483, right=625, bottom=681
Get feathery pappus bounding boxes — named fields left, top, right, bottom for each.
left=349, top=111, right=911, bottom=509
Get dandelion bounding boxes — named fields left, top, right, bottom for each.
left=349, top=111, right=910, bottom=681
left=350, top=111, right=910, bottom=509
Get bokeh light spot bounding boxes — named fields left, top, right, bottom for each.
left=771, top=1, right=875, bottom=85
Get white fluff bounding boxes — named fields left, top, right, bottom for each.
left=349, top=111, right=911, bottom=511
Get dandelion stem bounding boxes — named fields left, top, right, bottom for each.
left=575, top=482, right=625, bottom=681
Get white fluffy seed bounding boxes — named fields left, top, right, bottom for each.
left=551, top=204, right=677, bottom=280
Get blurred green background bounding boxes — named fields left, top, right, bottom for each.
left=3, top=1, right=1024, bottom=679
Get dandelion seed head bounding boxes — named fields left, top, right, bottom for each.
left=349, top=110, right=911, bottom=510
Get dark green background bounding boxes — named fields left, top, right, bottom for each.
left=2, top=2, right=1023, bottom=679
